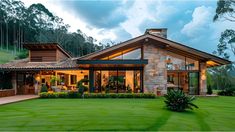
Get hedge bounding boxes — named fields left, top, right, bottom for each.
left=39, top=92, right=156, bottom=99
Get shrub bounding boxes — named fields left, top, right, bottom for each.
left=40, top=84, right=48, bottom=93
left=77, top=79, right=89, bottom=94
left=40, top=92, right=48, bottom=98
left=15, top=50, right=28, bottom=59
left=218, top=89, right=235, bottom=96
left=58, top=92, right=68, bottom=98
left=207, top=85, right=213, bottom=95
left=39, top=92, right=156, bottom=99
left=164, top=90, right=198, bottom=112
left=68, top=91, right=81, bottom=98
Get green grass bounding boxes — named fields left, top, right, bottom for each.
left=0, top=97, right=234, bottom=131
left=0, top=50, right=16, bottom=64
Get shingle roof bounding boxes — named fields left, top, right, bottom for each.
left=0, top=58, right=78, bottom=71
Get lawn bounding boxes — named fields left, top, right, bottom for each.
left=0, top=97, right=234, bottom=131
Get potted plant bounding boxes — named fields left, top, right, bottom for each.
left=50, top=75, right=60, bottom=91
left=157, top=87, right=161, bottom=96
left=126, top=85, right=132, bottom=93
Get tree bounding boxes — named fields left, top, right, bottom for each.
left=0, top=0, right=105, bottom=58
left=213, top=0, right=235, bottom=22
left=214, top=0, right=235, bottom=58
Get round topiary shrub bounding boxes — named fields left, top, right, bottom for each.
left=164, top=90, right=198, bottom=112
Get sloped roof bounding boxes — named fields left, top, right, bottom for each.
left=23, top=42, right=72, bottom=58
left=79, top=33, right=231, bottom=65
left=0, top=58, right=77, bottom=71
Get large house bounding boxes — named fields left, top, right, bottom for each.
left=0, top=28, right=231, bottom=96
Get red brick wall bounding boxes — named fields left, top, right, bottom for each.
left=0, top=89, right=15, bottom=97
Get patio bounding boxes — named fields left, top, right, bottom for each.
left=0, top=95, right=39, bottom=105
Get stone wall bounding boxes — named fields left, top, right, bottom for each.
left=200, top=62, right=207, bottom=95
left=143, top=43, right=167, bottom=95
left=0, top=89, right=15, bottom=97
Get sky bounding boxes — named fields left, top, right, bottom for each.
left=21, top=0, right=235, bottom=60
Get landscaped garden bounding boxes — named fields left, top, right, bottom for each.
left=0, top=96, right=234, bottom=131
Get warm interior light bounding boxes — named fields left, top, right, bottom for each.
left=35, top=75, right=41, bottom=82
left=201, top=75, right=206, bottom=80
left=206, top=61, right=219, bottom=67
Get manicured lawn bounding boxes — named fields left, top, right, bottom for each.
left=0, top=97, right=234, bottom=131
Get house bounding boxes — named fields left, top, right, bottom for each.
left=0, top=28, right=231, bottom=96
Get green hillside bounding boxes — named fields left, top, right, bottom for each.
left=0, top=50, right=16, bottom=64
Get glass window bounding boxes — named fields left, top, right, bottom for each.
left=70, top=75, right=77, bottom=85
left=96, top=70, right=142, bottom=93
left=166, top=52, right=199, bottom=71
left=166, top=52, right=185, bottom=70
left=186, top=58, right=199, bottom=70
left=123, top=48, right=141, bottom=59
left=94, top=71, right=101, bottom=93
left=101, top=48, right=142, bottom=60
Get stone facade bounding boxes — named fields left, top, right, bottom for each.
left=143, top=43, right=167, bottom=95
left=200, top=62, right=207, bottom=95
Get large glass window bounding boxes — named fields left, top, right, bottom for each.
left=189, top=72, right=199, bottom=95
left=123, top=48, right=141, bottom=59
left=167, top=71, right=199, bottom=95
left=166, top=52, right=199, bottom=70
left=186, top=58, right=199, bottom=70
left=94, top=70, right=142, bottom=93
left=102, top=48, right=142, bottom=60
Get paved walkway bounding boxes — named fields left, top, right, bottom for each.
left=0, top=95, right=39, bottom=105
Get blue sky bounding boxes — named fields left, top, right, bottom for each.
left=22, top=0, right=235, bottom=60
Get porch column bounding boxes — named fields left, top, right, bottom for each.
left=89, top=68, right=94, bottom=93
left=11, top=72, right=17, bottom=95
left=200, top=62, right=207, bottom=95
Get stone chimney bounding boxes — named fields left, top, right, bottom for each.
left=145, top=28, right=167, bottom=38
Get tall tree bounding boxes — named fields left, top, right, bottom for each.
left=214, top=0, right=235, bottom=58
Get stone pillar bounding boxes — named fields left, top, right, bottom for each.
left=200, top=62, right=207, bottom=95
left=143, top=44, right=167, bottom=95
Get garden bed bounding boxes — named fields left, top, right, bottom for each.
left=39, top=92, right=156, bottom=99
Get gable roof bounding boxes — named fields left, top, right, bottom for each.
left=79, top=33, right=231, bottom=66
left=23, top=42, right=72, bottom=58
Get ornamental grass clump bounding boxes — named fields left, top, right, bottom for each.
left=164, top=90, right=198, bottom=112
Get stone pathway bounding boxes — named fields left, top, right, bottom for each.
left=0, top=95, right=39, bottom=105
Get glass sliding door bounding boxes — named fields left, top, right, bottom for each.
left=94, top=69, right=142, bottom=93
left=188, top=72, right=199, bottom=95
left=167, top=71, right=199, bottom=95
left=117, top=70, right=126, bottom=93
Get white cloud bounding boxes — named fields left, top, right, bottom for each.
left=181, top=6, right=213, bottom=37
left=120, top=0, right=177, bottom=38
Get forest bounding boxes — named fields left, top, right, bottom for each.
left=0, top=0, right=109, bottom=58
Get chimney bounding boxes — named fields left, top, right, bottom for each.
left=145, top=28, right=167, bottom=38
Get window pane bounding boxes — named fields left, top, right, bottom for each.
left=70, top=75, right=77, bottom=85
left=94, top=71, right=101, bottom=93
left=166, top=52, right=185, bottom=70
left=186, top=58, right=199, bottom=70
left=123, top=48, right=141, bottom=59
